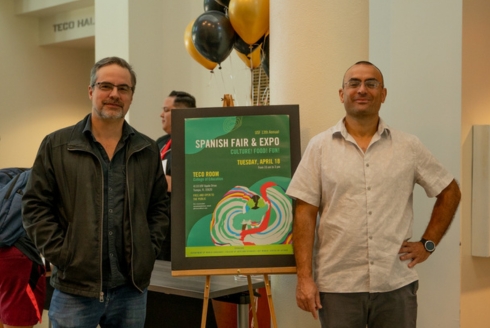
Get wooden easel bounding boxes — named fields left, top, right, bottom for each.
left=195, top=95, right=295, bottom=327
left=201, top=273, right=276, bottom=328
left=222, top=93, right=235, bottom=107
left=197, top=267, right=298, bottom=328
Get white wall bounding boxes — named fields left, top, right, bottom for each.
left=0, top=0, right=94, bottom=168
left=370, top=1, right=462, bottom=327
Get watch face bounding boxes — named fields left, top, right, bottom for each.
left=425, top=240, right=436, bottom=252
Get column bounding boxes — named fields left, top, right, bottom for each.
left=270, top=1, right=368, bottom=327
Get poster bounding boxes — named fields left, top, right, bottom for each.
left=171, top=105, right=300, bottom=273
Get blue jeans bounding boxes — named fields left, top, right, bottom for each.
left=49, top=284, right=147, bottom=328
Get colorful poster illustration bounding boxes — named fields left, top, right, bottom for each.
left=184, top=114, right=293, bottom=258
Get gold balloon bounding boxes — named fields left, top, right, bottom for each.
left=184, top=20, right=217, bottom=71
left=229, top=0, right=270, bottom=45
left=236, top=46, right=262, bottom=69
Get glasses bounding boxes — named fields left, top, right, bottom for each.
left=94, top=82, right=133, bottom=95
left=344, top=79, right=381, bottom=90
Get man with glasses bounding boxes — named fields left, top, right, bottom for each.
left=156, top=90, right=196, bottom=261
left=23, top=56, right=169, bottom=327
left=287, top=61, right=461, bottom=327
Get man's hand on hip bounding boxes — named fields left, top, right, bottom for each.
left=399, top=240, right=431, bottom=268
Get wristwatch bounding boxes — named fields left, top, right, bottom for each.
left=420, top=238, right=436, bottom=253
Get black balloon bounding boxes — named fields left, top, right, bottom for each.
left=203, top=0, right=228, bottom=13
left=261, top=34, right=269, bottom=77
left=234, top=34, right=265, bottom=55
left=192, top=11, right=236, bottom=64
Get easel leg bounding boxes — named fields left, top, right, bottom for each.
left=201, top=275, right=211, bottom=328
left=247, top=275, right=259, bottom=327
left=263, top=274, right=278, bottom=328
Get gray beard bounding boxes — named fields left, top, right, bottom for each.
left=94, top=106, right=124, bottom=120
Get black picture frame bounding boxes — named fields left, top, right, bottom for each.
left=171, top=104, right=300, bottom=275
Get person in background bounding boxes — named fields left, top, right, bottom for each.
left=22, top=56, right=169, bottom=328
left=287, top=61, right=461, bottom=328
left=0, top=242, right=45, bottom=328
left=0, top=168, right=46, bottom=328
left=156, top=90, right=196, bottom=261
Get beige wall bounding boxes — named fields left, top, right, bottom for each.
left=270, top=1, right=369, bottom=327
left=461, top=0, right=490, bottom=327
left=0, top=0, right=94, bottom=168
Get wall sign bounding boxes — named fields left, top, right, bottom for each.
left=39, top=6, right=94, bottom=45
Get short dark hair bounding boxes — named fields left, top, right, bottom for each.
left=342, top=61, right=384, bottom=88
left=90, top=56, right=137, bottom=93
left=169, top=90, right=196, bottom=108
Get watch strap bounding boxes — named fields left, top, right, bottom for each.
left=420, top=238, right=436, bottom=253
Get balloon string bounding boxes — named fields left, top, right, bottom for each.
left=261, top=85, right=270, bottom=105
left=257, top=66, right=262, bottom=106
left=205, top=70, right=215, bottom=105
left=207, top=69, right=215, bottom=88
left=258, top=45, right=267, bottom=106
left=219, top=66, right=226, bottom=101
left=250, top=67, right=254, bottom=106
left=249, top=46, right=255, bottom=106
left=227, top=54, right=240, bottom=106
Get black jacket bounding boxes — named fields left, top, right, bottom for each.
left=22, top=114, right=169, bottom=299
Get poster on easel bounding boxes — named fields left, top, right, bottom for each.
left=171, top=105, right=300, bottom=275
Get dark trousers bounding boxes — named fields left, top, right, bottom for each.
left=319, top=281, right=418, bottom=328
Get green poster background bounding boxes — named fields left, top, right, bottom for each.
left=183, top=114, right=293, bottom=257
